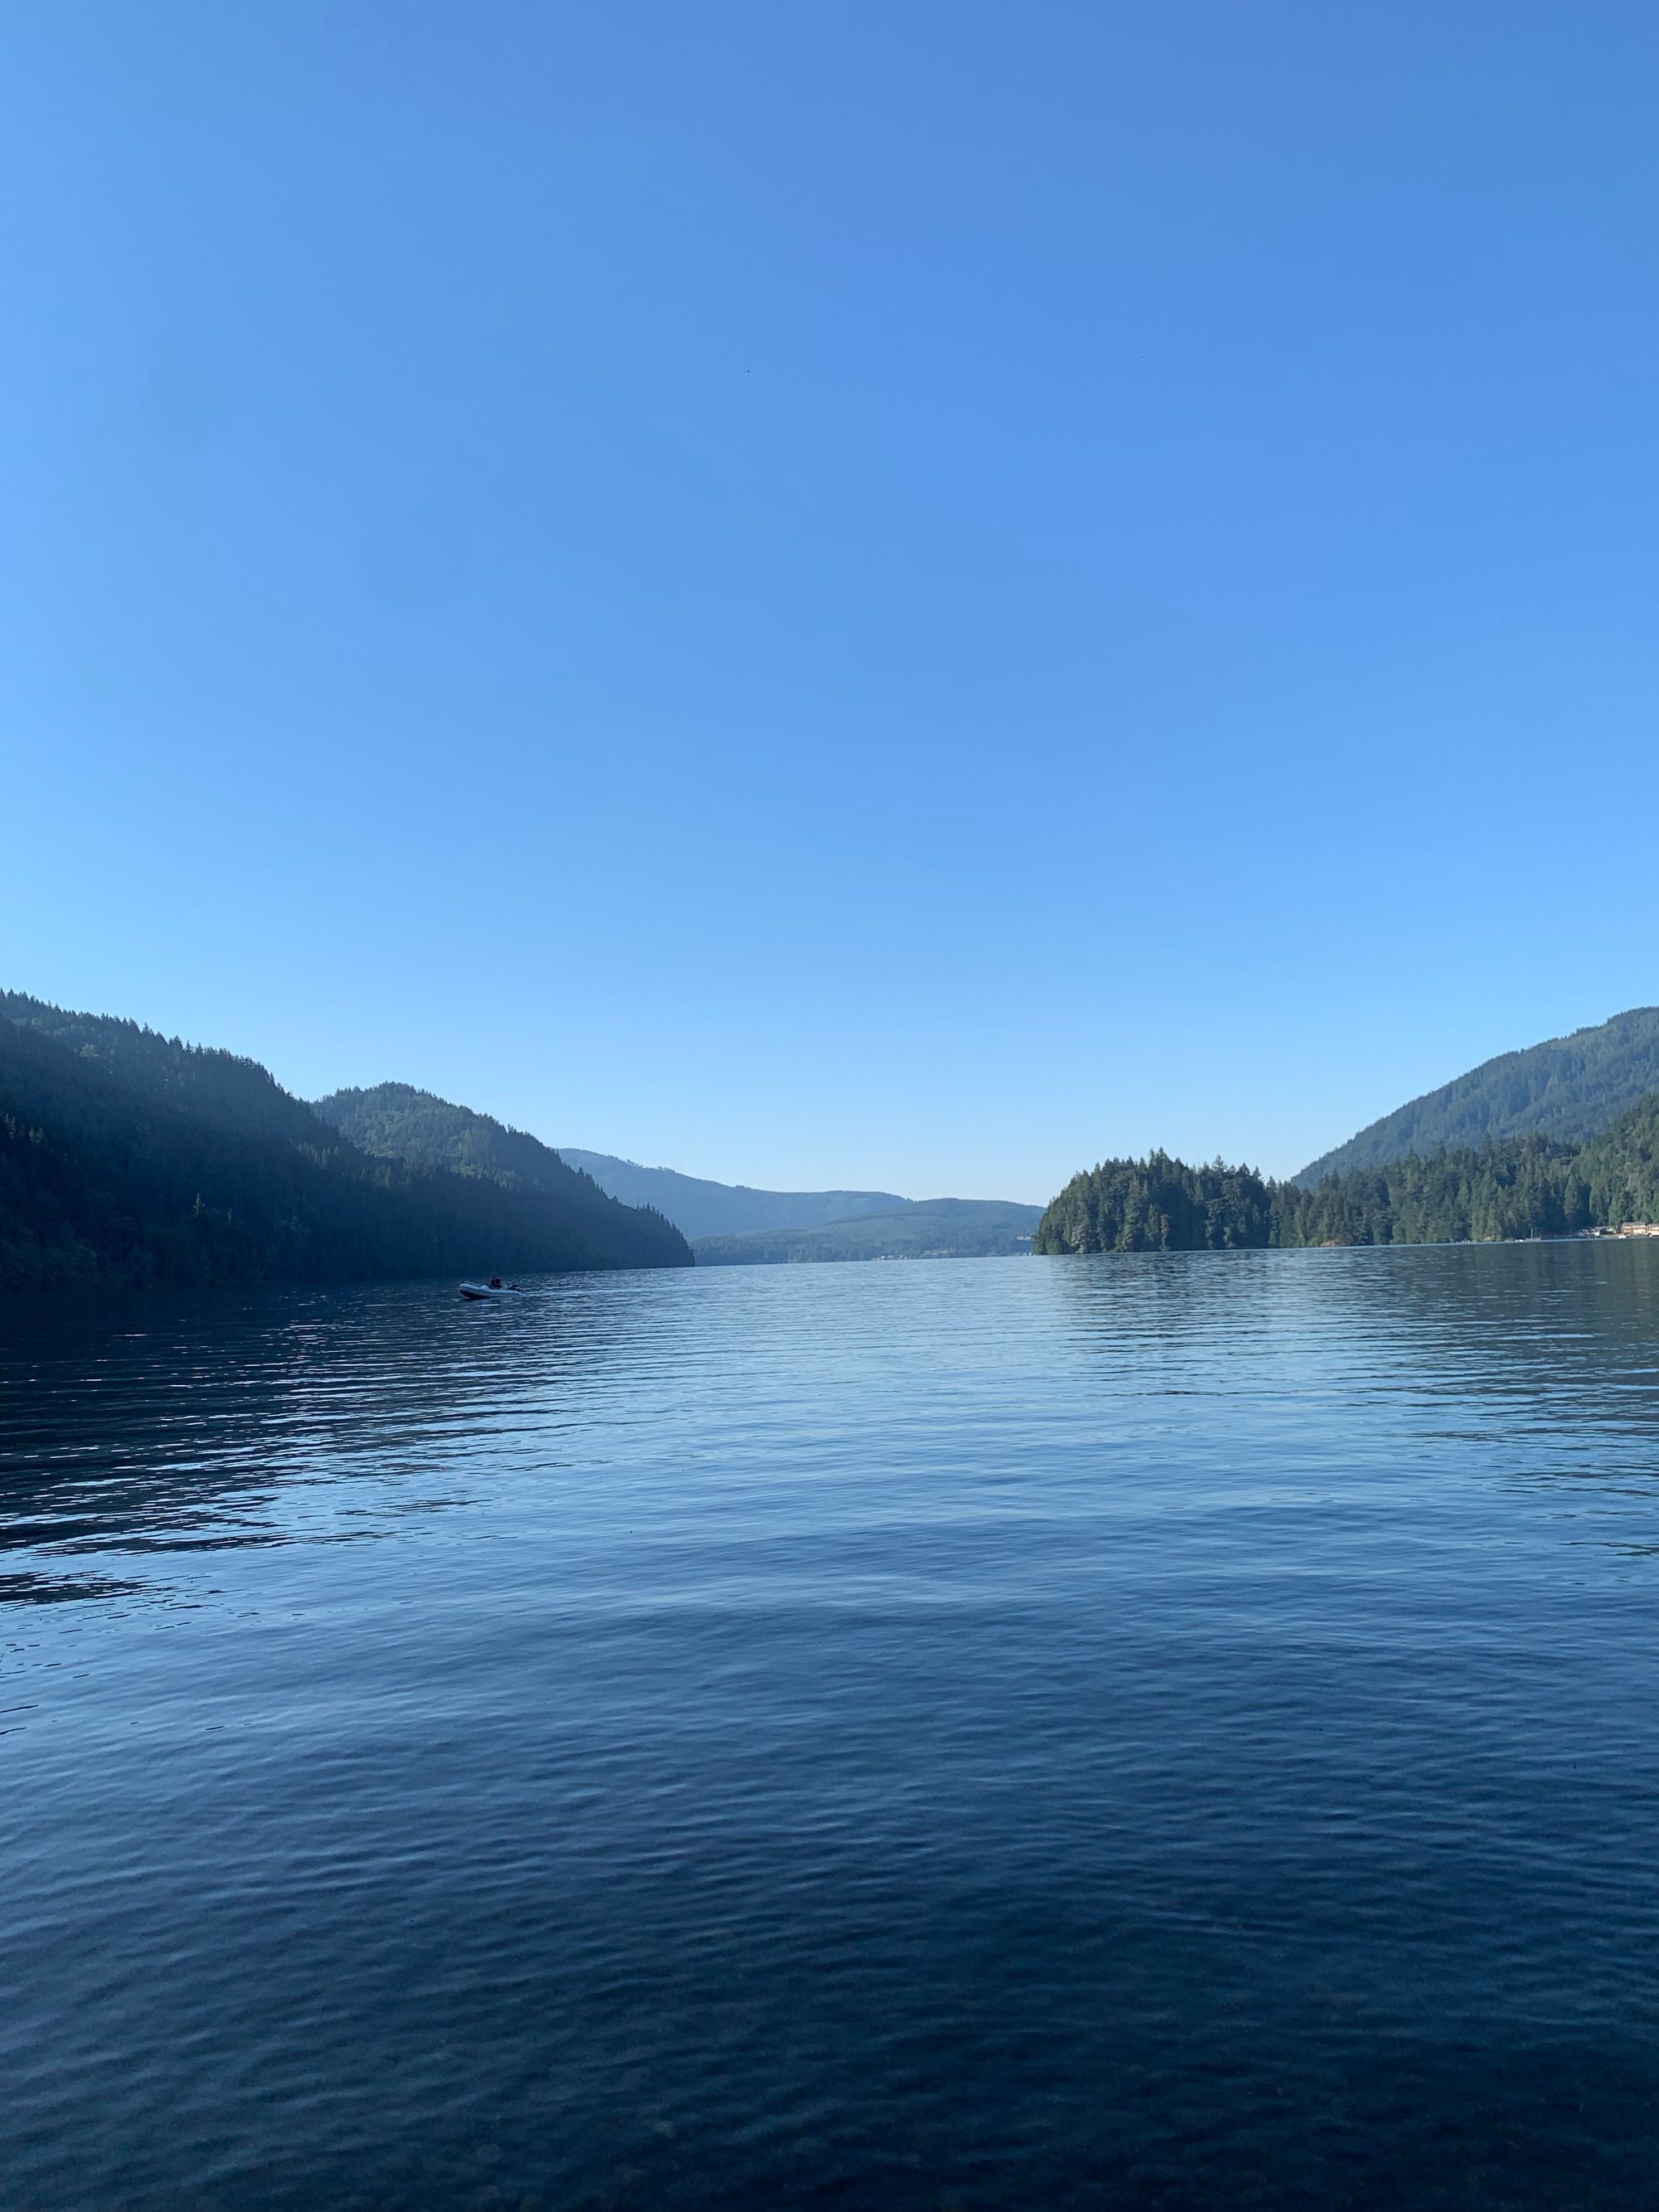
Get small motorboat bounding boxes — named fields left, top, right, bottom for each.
left=459, top=1281, right=529, bottom=1300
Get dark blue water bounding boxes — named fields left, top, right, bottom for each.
left=5, top=1244, right=1659, bottom=2211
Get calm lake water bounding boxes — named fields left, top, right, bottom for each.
left=5, top=1244, right=1659, bottom=2211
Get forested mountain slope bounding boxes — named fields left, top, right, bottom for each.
left=2, top=1018, right=278, bottom=1291
left=559, top=1149, right=907, bottom=1240
left=1297, top=1007, right=1659, bottom=1183
left=1038, top=1093, right=1659, bottom=1256
left=314, top=1085, right=686, bottom=1267
left=1578, top=1090, right=1659, bottom=1227
left=1, top=997, right=689, bottom=1291
left=1, top=989, right=332, bottom=1147
left=693, top=1198, right=1043, bottom=1266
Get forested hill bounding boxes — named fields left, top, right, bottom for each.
left=1, top=989, right=329, bottom=1147
left=1035, top=1155, right=1277, bottom=1256
left=317, top=1082, right=570, bottom=1188
left=559, top=1150, right=907, bottom=1241
left=1297, top=1006, right=1659, bottom=1183
left=1, top=994, right=689, bottom=1291
left=313, top=1084, right=685, bottom=1264
left=1036, top=1094, right=1659, bottom=1255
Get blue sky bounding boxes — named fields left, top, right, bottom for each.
left=3, top=2, right=1657, bottom=1200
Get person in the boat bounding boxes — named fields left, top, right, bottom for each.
left=489, top=1276, right=503, bottom=1289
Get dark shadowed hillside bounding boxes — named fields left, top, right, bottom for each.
left=1297, top=1007, right=1659, bottom=1183
left=0, top=989, right=330, bottom=1148
left=1, top=1018, right=275, bottom=1290
left=0, top=995, right=690, bottom=1290
left=314, top=1085, right=688, bottom=1268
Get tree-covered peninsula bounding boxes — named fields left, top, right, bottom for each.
left=1035, top=1094, right=1659, bottom=1255
left=1034, top=1153, right=1277, bottom=1256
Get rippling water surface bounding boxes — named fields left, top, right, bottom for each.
left=6, top=1244, right=1659, bottom=2210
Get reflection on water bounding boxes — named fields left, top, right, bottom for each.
left=4, top=1245, right=1659, bottom=2209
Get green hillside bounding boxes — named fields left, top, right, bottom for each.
left=1, top=989, right=334, bottom=1147
left=1277, top=1136, right=1592, bottom=1247
left=1579, top=1091, right=1659, bottom=1228
left=693, top=1198, right=1042, bottom=1266
left=0, top=995, right=689, bottom=1291
left=1038, top=1096, right=1659, bottom=1255
left=1297, top=1006, right=1659, bottom=1183
left=2, top=1018, right=274, bottom=1290
left=314, top=1083, right=687, bottom=1266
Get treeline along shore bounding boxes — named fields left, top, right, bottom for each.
left=1035, top=1096, right=1659, bottom=1255
left=8, top=983, right=1659, bottom=1291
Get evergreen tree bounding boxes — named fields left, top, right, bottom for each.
left=1039, top=1100, right=1659, bottom=1257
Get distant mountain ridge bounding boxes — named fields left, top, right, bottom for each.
left=693, top=1198, right=1044, bottom=1266
left=559, top=1150, right=909, bottom=1242
left=1297, top=1006, right=1659, bottom=1184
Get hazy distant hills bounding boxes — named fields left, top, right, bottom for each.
left=693, top=1198, right=1044, bottom=1266
left=560, top=1150, right=909, bottom=1242
left=563, top=1148, right=1043, bottom=1257
left=1297, top=1007, right=1659, bottom=1184
left=0, top=994, right=689, bottom=1291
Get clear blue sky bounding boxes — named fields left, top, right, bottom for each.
left=4, top=2, right=1657, bottom=1201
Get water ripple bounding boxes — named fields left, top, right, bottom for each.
left=3, top=1244, right=1659, bottom=2207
